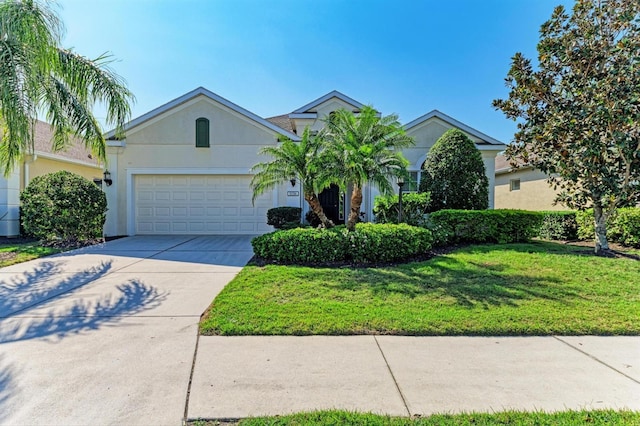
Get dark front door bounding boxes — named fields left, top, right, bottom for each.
left=318, top=184, right=344, bottom=225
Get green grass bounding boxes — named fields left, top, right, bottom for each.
left=189, top=409, right=640, bottom=425
left=0, top=241, right=60, bottom=267
left=200, top=242, right=640, bottom=336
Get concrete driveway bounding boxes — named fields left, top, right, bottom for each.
left=0, top=235, right=254, bottom=426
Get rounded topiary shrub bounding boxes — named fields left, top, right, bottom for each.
left=21, top=171, right=107, bottom=243
left=420, top=129, right=489, bottom=212
left=251, top=223, right=433, bottom=265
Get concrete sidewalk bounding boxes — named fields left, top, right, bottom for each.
left=188, top=335, right=640, bottom=420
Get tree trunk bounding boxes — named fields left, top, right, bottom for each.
left=593, top=204, right=610, bottom=254
left=305, top=192, right=334, bottom=228
left=346, top=186, right=363, bottom=231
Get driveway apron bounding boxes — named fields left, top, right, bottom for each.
left=0, top=235, right=254, bottom=426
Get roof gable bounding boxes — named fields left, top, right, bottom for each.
left=292, top=90, right=365, bottom=114
left=404, top=110, right=504, bottom=146
left=106, top=87, right=300, bottom=141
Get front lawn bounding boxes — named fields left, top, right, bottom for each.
left=0, top=240, right=61, bottom=268
left=200, top=242, right=640, bottom=336
left=189, top=409, right=640, bottom=425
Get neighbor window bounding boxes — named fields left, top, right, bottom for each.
left=510, top=179, right=521, bottom=191
left=404, top=171, right=420, bottom=192
left=195, top=117, right=210, bottom=148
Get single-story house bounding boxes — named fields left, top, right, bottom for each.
left=0, top=121, right=103, bottom=236
left=494, top=153, right=566, bottom=211
left=94, top=87, right=505, bottom=236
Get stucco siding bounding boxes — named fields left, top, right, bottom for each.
left=126, top=97, right=278, bottom=148
left=25, top=157, right=101, bottom=189
left=495, top=168, right=565, bottom=211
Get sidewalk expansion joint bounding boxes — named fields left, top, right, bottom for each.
left=183, top=320, right=202, bottom=423
left=553, top=336, right=640, bottom=385
left=373, top=335, right=411, bottom=416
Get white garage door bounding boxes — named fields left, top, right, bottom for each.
left=135, top=175, right=273, bottom=235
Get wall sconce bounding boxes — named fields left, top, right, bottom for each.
left=290, top=178, right=296, bottom=187
left=103, top=170, right=113, bottom=186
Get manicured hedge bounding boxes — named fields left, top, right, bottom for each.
left=429, top=209, right=542, bottom=245
left=373, top=192, right=431, bottom=226
left=21, top=171, right=106, bottom=243
left=266, top=207, right=302, bottom=229
left=252, top=223, right=433, bottom=264
left=538, top=211, right=578, bottom=241
left=576, top=207, right=640, bottom=247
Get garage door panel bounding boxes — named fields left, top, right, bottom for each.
left=135, top=175, right=273, bottom=235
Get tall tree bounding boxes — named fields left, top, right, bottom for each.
left=420, top=128, right=489, bottom=212
left=0, top=0, right=134, bottom=174
left=251, top=127, right=335, bottom=228
left=323, top=106, right=414, bottom=231
left=493, top=0, right=640, bottom=254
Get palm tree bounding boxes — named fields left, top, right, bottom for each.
left=0, top=0, right=134, bottom=174
left=251, top=127, right=335, bottom=228
left=323, top=106, right=414, bottom=231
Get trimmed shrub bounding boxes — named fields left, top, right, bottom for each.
left=429, top=209, right=542, bottom=245
left=538, top=211, right=578, bottom=240
left=420, top=129, right=489, bottom=212
left=577, top=208, right=640, bottom=247
left=21, top=171, right=107, bottom=243
left=373, top=192, right=431, bottom=226
left=251, top=223, right=433, bottom=264
left=267, top=207, right=302, bottom=229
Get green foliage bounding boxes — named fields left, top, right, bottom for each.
left=577, top=208, right=640, bottom=247
left=266, top=207, right=301, bottom=229
left=252, top=127, right=335, bottom=228
left=251, top=223, right=433, bottom=264
left=0, top=0, right=133, bottom=174
left=322, top=106, right=414, bottom=230
left=373, top=192, right=431, bottom=226
left=230, top=410, right=640, bottom=426
left=493, top=0, right=640, bottom=252
left=20, top=171, right=106, bottom=242
left=429, top=209, right=542, bottom=245
left=202, top=242, right=640, bottom=336
left=538, top=211, right=578, bottom=240
left=419, top=129, right=488, bottom=212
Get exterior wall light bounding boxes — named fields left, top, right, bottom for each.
left=103, top=170, right=113, bottom=186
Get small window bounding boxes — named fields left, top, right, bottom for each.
left=196, top=117, right=210, bottom=148
left=510, top=179, right=521, bottom=191
left=404, top=171, right=420, bottom=192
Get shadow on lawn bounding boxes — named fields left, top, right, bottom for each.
left=330, top=243, right=587, bottom=309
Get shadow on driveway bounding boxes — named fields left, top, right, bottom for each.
left=0, top=279, right=166, bottom=344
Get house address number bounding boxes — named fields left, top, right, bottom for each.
left=287, top=191, right=299, bottom=196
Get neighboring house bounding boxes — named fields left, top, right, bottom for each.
left=102, top=87, right=506, bottom=236
left=494, top=153, right=565, bottom=211
left=0, top=121, right=103, bottom=236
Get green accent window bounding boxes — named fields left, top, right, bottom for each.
left=405, top=171, right=419, bottom=192
left=196, top=117, right=210, bottom=148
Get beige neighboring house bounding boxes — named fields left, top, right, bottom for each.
left=0, top=120, right=103, bottom=236
left=101, top=87, right=506, bottom=237
left=494, top=153, right=566, bottom=211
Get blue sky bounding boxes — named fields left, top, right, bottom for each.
left=58, top=0, right=574, bottom=144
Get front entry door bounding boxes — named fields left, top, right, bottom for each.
left=318, top=184, right=344, bottom=225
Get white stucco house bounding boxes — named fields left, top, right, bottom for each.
left=101, top=87, right=506, bottom=236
